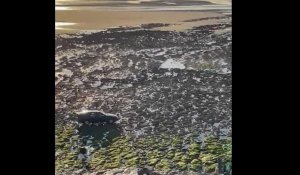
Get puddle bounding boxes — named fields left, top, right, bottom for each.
left=78, top=124, right=122, bottom=148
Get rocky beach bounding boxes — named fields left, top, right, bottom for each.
left=55, top=1, right=231, bottom=174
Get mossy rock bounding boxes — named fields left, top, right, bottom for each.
left=110, top=149, right=122, bottom=156
left=90, top=158, right=106, bottom=166
left=191, top=159, right=201, bottom=164
left=120, top=151, right=130, bottom=157
left=112, top=136, right=128, bottom=144
left=56, top=142, right=65, bottom=148
left=65, top=153, right=77, bottom=160
left=101, top=163, right=112, bottom=170
left=55, top=125, right=81, bottom=173
left=205, top=163, right=218, bottom=173
left=108, top=162, right=121, bottom=169
left=111, top=155, right=122, bottom=161
left=139, top=159, right=148, bottom=166
left=189, top=143, right=201, bottom=150
left=148, top=158, right=159, bottom=166
left=173, top=152, right=183, bottom=162
left=149, top=150, right=164, bottom=158
left=222, top=143, right=232, bottom=160
left=126, top=157, right=139, bottom=166
left=155, top=159, right=172, bottom=171
left=171, top=137, right=183, bottom=148
left=190, top=163, right=201, bottom=172
left=56, top=126, right=231, bottom=174
left=200, top=153, right=217, bottom=164
left=176, top=162, right=187, bottom=170
left=165, top=150, right=175, bottom=159
left=207, top=145, right=222, bottom=154
left=190, top=159, right=202, bottom=171
left=157, top=141, right=169, bottom=151
left=189, top=150, right=200, bottom=158
left=124, top=152, right=138, bottom=159
left=180, top=155, right=189, bottom=163
left=196, top=62, right=215, bottom=70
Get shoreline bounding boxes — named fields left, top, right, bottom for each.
left=56, top=10, right=231, bottom=34
left=55, top=0, right=231, bottom=33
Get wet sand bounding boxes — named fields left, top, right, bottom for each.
left=56, top=10, right=230, bottom=33
left=55, top=0, right=231, bottom=33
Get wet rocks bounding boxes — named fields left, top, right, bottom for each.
left=79, top=147, right=88, bottom=154
left=137, top=167, right=160, bottom=175
left=55, top=18, right=231, bottom=175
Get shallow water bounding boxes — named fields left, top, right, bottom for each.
left=78, top=124, right=122, bottom=147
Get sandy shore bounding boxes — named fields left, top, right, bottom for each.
left=56, top=10, right=230, bottom=33
left=55, top=0, right=231, bottom=33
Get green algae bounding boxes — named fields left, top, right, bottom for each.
left=88, top=135, right=231, bottom=173
left=155, top=159, right=172, bottom=171
left=205, top=163, right=218, bottom=173
left=176, top=161, right=187, bottom=170
left=56, top=124, right=232, bottom=174
left=188, top=142, right=201, bottom=159
left=165, top=150, right=175, bottom=159
left=173, top=152, right=183, bottom=162
left=124, top=152, right=138, bottom=159
left=200, top=153, right=217, bottom=164
left=126, top=157, right=140, bottom=166
left=196, top=62, right=215, bottom=71
left=189, top=159, right=202, bottom=171
left=180, top=155, right=190, bottom=163
left=55, top=125, right=83, bottom=174
left=148, top=158, right=159, bottom=166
